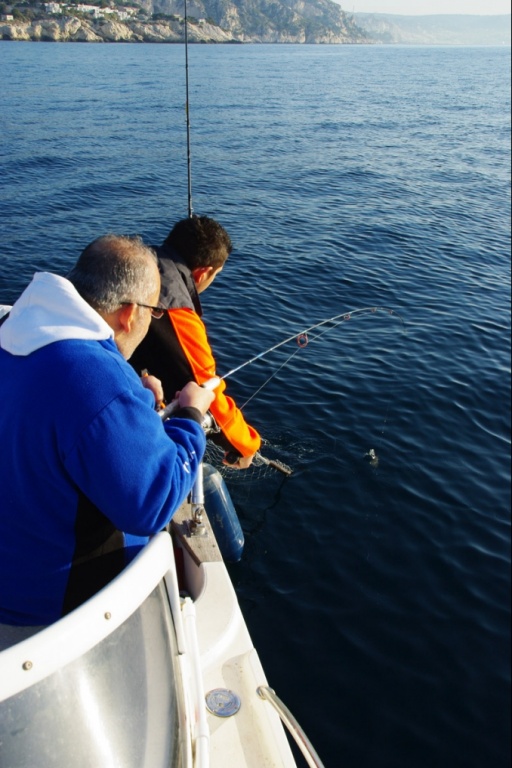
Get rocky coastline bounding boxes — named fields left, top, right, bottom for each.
left=0, top=14, right=367, bottom=43
left=0, top=18, right=234, bottom=42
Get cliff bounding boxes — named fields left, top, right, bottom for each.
left=0, top=17, right=233, bottom=42
left=0, top=0, right=370, bottom=43
left=2, top=4, right=509, bottom=45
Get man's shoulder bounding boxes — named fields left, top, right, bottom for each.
left=40, top=337, right=136, bottom=394
left=41, top=335, right=117, bottom=362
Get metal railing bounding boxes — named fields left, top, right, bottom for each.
left=257, top=685, right=326, bottom=768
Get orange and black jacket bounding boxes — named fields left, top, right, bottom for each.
left=130, top=247, right=261, bottom=459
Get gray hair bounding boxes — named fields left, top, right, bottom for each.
left=68, top=234, right=159, bottom=313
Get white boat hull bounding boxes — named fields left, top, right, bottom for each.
left=0, top=513, right=298, bottom=767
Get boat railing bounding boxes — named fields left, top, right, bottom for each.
left=0, top=533, right=193, bottom=768
left=257, top=685, right=326, bottom=768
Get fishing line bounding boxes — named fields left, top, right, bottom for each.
left=239, top=346, right=302, bottom=411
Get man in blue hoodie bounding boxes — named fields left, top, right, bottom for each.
left=0, top=234, right=214, bottom=631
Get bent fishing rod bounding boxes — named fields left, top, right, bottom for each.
left=220, top=305, right=404, bottom=382
left=159, top=305, right=402, bottom=418
left=159, top=306, right=404, bottom=471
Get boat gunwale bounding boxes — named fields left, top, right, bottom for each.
left=0, top=531, right=177, bottom=702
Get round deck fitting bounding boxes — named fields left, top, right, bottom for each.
left=205, top=688, right=241, bottom=717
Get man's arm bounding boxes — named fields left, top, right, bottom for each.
left=167, top=308, right=261, bottom=461
left=65, top=381, right=213, bottom=536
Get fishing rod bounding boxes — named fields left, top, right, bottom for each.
left=220, top=306, right=405, bottom=383
left=159, top=306, right=403, bottom=412
left=159, top=305, right=402, bottom=420
left=216, top=306, right=403, bottom=474
left=184, top=0, right=193, bottom=218
left=159, top=306, right=403, bottom=473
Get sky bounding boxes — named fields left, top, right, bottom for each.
left=342, top=0, right=510, bottom=13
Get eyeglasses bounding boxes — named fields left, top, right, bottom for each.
left=120, top=302, right=165, bottom=319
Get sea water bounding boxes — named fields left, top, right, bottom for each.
left=0, top=41, right=510, bottom=768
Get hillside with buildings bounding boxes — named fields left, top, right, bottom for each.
left=1, top=1, right=509, bottom=44
left=0, top=0, right=369, bottom=42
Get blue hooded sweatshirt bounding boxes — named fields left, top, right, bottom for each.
left=0, top=273, right=205, bottom=625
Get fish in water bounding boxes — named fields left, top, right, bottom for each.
left=365, top=448, right=379, bottom=468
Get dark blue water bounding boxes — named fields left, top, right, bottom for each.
left=1, top=42, right=510, bottom=768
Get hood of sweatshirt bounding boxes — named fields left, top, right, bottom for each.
left=0, top=272, right=113, bottom=356
left=155, top=246, right=203, bottom=317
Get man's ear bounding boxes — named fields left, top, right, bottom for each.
left=192, top=266, right=214, bottom=287
left=117, top=302, right=138, bottom=334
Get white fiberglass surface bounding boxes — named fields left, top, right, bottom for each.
left=0, top=582, right=184, bottom=768
left=0, top=534, right=188, bottom=767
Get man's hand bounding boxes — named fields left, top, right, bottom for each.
left=141, top=373, right=165, bottom=409
left=178, top=381, right=215, bottom=416
left=223, top=452, right=256, bottom=470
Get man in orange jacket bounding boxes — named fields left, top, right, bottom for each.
left=130, top=216, right=261, bottom=469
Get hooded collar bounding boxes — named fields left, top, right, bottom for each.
left=0, top=272, right=113, bottom=356
left=155, top=245, right=203, bottom=317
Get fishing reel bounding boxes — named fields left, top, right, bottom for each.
left=201, top=410, right=220, bottom=436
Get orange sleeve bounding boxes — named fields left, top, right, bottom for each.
left=168, top=308, right=261, bottom=457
